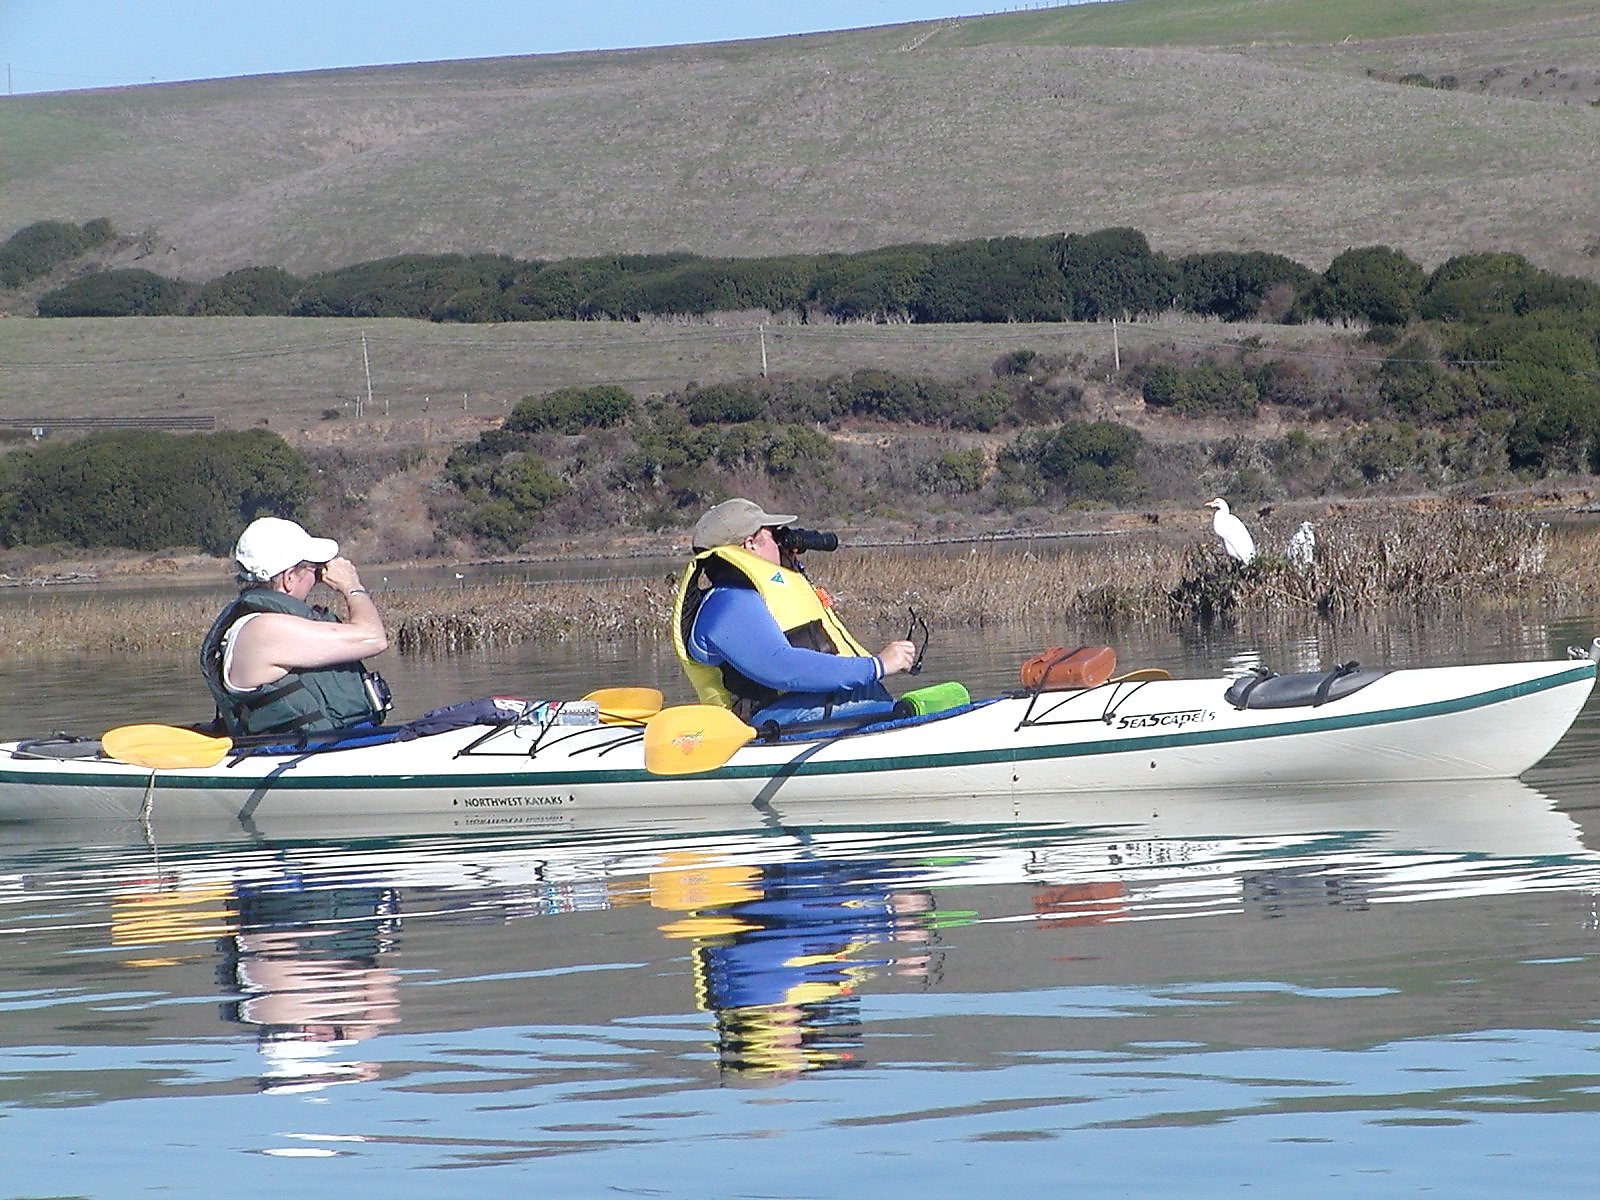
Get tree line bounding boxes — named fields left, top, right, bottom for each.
left=22, top=225, right=1415, bottom=326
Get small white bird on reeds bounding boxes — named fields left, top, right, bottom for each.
left=1287, top=521, right=1315, bottom=569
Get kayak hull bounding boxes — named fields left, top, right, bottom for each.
left=0, top=658, right=1592, bottom=824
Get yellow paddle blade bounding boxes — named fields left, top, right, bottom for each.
left=642, top=706, right=756, bottom=776
left=584, top=686, right=665, bottom=726
left=101, top=724, right=233, bottom=769
left=1109, top=668, right=1173, bottom=682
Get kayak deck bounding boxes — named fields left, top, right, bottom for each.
left=0, top=656, right=1592, bottom=824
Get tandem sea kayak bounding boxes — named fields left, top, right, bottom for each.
left=0, top=651, right=1593, bottom=825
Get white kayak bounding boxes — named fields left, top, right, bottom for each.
left=0, top=652, right=1592, bottom=825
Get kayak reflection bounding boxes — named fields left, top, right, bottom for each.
left=9, top=776, right=1600, bottom=1092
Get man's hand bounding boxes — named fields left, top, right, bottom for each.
left=876, top=639, right=918, bottom=677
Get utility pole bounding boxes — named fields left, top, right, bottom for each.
left=1112, top=319, right=1121, bottom=372
left=759, top=323, right=769, bottom=378
left=360, top=332, right=373, bottom=419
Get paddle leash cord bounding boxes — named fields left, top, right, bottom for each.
left=139, top=768, right=157, bottom=828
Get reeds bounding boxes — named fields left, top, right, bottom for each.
left=387, top=580, right=677, bottom=654
left=1167, top=505, right=1566, bottom=624
left=0, top=505, right=1593, bottom=659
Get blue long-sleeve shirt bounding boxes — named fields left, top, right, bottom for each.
left=688, top=586, right=893, bottom=724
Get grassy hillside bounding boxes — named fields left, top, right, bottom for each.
left=2, top=0, right=1599, bottom=285
left=0, top=314, right=1330, bottom=434
left=946, top=0, right=1600, bottom=47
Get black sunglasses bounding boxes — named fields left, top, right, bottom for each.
left=904, top=607, right=929, bottom=676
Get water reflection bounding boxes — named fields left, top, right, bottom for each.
left=654, top=854, right=942, bottom=1080
left=222, top=884, right=402, bottom=1092
left=6, top=557, right=1600, bottom=1193
left=7, top=777, right=1600, bottom=1100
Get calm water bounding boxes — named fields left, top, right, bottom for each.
left=3, top=602, right=1600, bottom=1197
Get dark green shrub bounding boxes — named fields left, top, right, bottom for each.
left=1140, top=362, right=1258, bottom=417
left=1140, top=363, right=1186, bottom=410
left=1056, top=228, right=1178, bottom=321
left=36, top=268, right=194, bottom=316
left=685, top=382, right=764, bottom=426
left=459, top=498, right=531, bottom=547
left=506, top=385, right=634, bottom=435
left=951, top=388, right=1012, bottom=432
left=1421, top=252, right=1537, bottom=322
left=762, top=425, right=834, bottom=477
left=621, top=256, right=811, bottom=316
left=0, top=428, right=309, bottom=552
left=191, top=266, right=303, bottom=316
left=1344, top=423, right=1429, bottom=483
left=563, top=253, right=707, bottom=319
left=1379, top=359, right=1479, bottom=421
left=766, top=377, right=844, bottom=425
left=1177, top=251, right=1316, bottom=321
left=835, top=369, right=924, bottom=423
left=1301, top=246, right=1425, bottom=327
left=1458, top=315, right=1598, bottom=378
left=912, top=236, right=1066, bottom=323
left=808, top=244, right=935, bottom=321
left=917, top=449, right=987, bottom=494
left=492, top=455, right=568, bottom=512
left=0, top=219, right=114, bottom=288
left=444, top=450, right=569, bottom=551
left=1000, top=420, right=1142, bottom=503
left=1506, top=389, right=1600, bottom=473
left=1378, top=334, right=1481, bottom=420
left=292, top=254, right=518, bottom=319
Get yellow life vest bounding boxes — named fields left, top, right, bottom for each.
left=671, top=545, right=872, bottom=714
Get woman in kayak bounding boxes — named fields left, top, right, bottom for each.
left=200, top=516, right=391, bottom=737
left=671, top=498, right=916, bottom=726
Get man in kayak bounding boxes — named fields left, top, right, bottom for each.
left=200, top=516, right=391, bottom=737
left=671, top=498, right=916, bottom=726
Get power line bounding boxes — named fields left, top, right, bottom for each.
left=0, top=320, right=1509, bottom=374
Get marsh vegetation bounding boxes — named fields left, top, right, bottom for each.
left=2, top=504, right=1589, bottom=660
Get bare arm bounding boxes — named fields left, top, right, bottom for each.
left=227, top=558, right=388, bottom=688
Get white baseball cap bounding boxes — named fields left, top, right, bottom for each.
left=234, top=517, right=339, bottom=581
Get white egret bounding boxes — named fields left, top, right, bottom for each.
left=1205, top=497, right=1256, bottom=565
left=1286, top=521, right=1315, bottom=568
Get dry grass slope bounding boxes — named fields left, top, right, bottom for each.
left=3, top=1, right=1600, bottom=283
